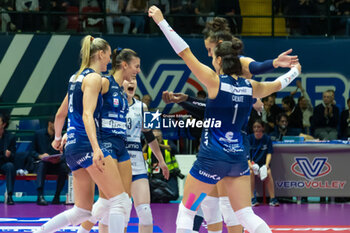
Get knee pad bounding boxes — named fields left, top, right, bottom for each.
left=65, top=206, right=91, bottom=226
left=124, top=197, right=132, bottom=228
left=201, top=196, right=222, bottom=225
left=136, top=203, right=153, bottom=226
left=219, top=197, right=239, bottom=227
left=235, top=207, right=266, bottom=233
left=176, top=202, right=197, bottom=230
left=89, top=198, right=110, bottom=224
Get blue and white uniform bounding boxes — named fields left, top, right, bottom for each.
left=191, top=75, right=254, bottom=184
left=65, top=68, right=103, bottom=171
left=125, top=98, right=148, bottom=181
left=100, top=75, right=130, bottom=162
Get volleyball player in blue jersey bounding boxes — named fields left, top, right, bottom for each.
left=149, top=6, right=301, bottom=233
left=36, top=36, right=129, bottom=233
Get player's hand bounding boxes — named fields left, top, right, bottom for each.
left=274, top=49, right=299, bottom=68
left=253, top=98, right=264, bottom=116
left=159, top=161, right=170, bottom=180
left=93, top=148, right=105, bottom=173
left=148, top=5, right=164, bottom=25
left=59, top=133, right=68, bottom=153
left=52, top=138, right=61, bottom=151
left=292, top=62, right=302, bottom=74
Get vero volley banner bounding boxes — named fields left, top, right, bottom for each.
left=0, top=35, right=349, bottom=116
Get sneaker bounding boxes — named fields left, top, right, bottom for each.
left=251, top=197, right=259, bottom=206
left=269, top=198, right=280, bottom=206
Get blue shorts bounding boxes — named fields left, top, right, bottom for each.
left=190, top=156, right=250, bottom=184
left=65, top=150, right=110, bottom=172
left=101, top=136, right=130, bottom=162
left=132, top=173, right=148, bottom=182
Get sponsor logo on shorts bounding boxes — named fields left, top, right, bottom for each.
left=199, top=170, right=221, bottom=181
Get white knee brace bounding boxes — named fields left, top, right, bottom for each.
left=109, top=192, right=130, bottom=232
left=219, top=197, right=240, bottom=227
left=124, top=197, right=132, bottom=228
left=201, top=196, right=222, bottom=225
left=65, top=206, right=92, bottom=226
left=176, top=202, right=197, bottom=230
left=136, top=203, right=153, bottom=226
left=235, top=207, right=270, bottom=233
left=89, top=198, right=110, bottom=224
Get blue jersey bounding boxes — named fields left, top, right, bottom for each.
left=100, top=75, right=128, bottom=139
left=199, top=75, right=253, bottom=163
left=65, top=68, right=102, bottom=155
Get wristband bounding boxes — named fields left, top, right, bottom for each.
left=277, top=67, right=300, bottom=90
left=158, top=19, right=189, bottom=54
left=55, top=135, right=62, bottom=141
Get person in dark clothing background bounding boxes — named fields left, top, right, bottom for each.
left=0, top=112, right=16, bottom=205
left=146, top=129, right=180, bottom=201
left=31, top=117, right=69, bottom=205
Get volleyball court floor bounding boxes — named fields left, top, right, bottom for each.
left=0, top=202, right=349, bottom=232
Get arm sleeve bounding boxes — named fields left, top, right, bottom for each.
left=248, top=59, right=275, bottom=75
left=178, top=96, right=206, bottom=119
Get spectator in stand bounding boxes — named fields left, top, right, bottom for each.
left=313, top=0, right=328, bottom=35
left=248, top=119, right=279, bottom=207
left=339, top=98, right=350, bottom=139
left=0, top=113, right=16, bottom=205
left=39, top=0, right=69, bottom=32
left=0, top=0, right=16, bottom=32
left=215, top=0, right=242, bottom=34
left=291, top=80, right=313, bottom=134
left=31, top=117, right=69, bottom=205
left=337, top=0, right=350, bottom=35
left=270, top=113, right=313, bottom=141
left=106, top=0, right=131, bottom=34
left=141, top=94, right=152, bottom=109
left=169, top=0, right=195, bottom=34
left=194, top=0, right=215, bottom=29
left=281, top=95, right=303, bottom=131
left=16, top=0, right=40, bottom=32
left=126, top=0, right=148, bottom=34
left=312, top=90, right=339, bottom=140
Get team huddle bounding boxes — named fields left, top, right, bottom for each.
left=35, top=5, right=301, bottom=233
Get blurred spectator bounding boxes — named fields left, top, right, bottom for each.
left=169, top=0, right=195, bottom=34
left=106, top=0, right=131, bottom=34
left=141, top=94, right=152, bottom=109
left=148, top=0, right=169, bottom=33
left=291, top=80, right=313, bottom=134
left=16, top=0, right=40, bottom=32
left=146, top=129, right=180, bottom=201
left=215, top=0, right=242, bottom=34
left=339, top=98, right=350, bottom=139
left=40, top=0, right=69, bottom=32
left=269, top=113, right=312, bottom=141
left=196, top=90, right=206, bottom=99
left=337, top=0, right=350, bottom=35
left=312, top=90, right=339, bottom=140
left=134, top=93, right=141, bottom=101
left=281, top=95, right=303, bottom=131
left=0, top=0, right=16, bottom=32
left=126, top=0, right=148, bottom=34
left=194, top=0, right=215, bottom=28
left=31, top=118, right=69, bottom=205
left=259, top=94, right=281, bottom=133
left=0, top=112, right=16, bottom=205
left=80, top=0, right=103, bottom=32
left=313, top=0, right=328, bottom=35
left=248, top=119, right=279, bottom=207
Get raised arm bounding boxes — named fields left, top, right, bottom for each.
left=148, top=5, right=219, bottom=99
left=250, top=64, right=301, bottom=99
